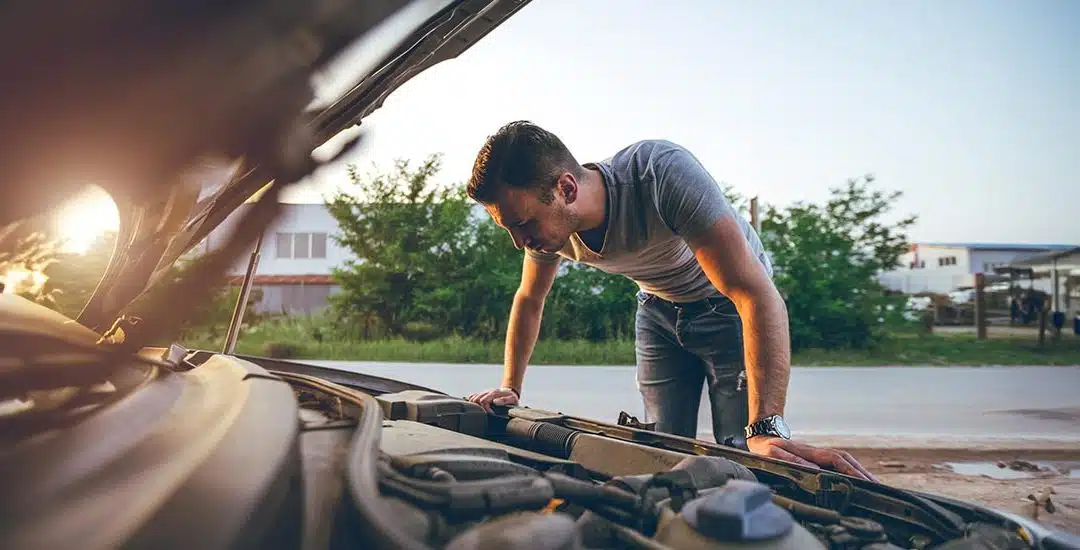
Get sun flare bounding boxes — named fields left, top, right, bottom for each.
left=55, top=187, right=120, bottom=255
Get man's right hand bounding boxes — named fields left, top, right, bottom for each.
left=466, top=387, right=520, bottom=412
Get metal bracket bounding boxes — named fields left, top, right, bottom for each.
left=617, top=411, right=657, bottom=431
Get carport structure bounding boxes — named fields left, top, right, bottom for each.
left=994, top=246, right=1080, bottom=336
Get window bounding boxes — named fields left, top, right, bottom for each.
left=937, top=256, right=957, bottom=267
left=312, top=233, right=327, bottom=259
left=293, top=233, right=310, bottom=258
left=276, top=232, right=291, bottom=258
left=274, top=232, right=328, bottom=259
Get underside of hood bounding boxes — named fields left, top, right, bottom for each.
left=0, top=0, right=533, bottom=339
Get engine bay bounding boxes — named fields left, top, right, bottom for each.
left=275, top=361, right=1035, bottom=550
left=0, top=334, right=1043, bottom=550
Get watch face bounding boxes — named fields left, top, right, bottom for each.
left=771, top=416, right=791, bottom=439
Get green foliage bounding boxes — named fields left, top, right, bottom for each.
left=177, top=285, right=265, bottom=343
left=327, top=154, right=521, bottom=340
left=760, top=174, right=916, bottom=350
left=182, top=323, right=1080, bottom=366
left=541, top=264, right=638, bottom=341
left=327, top=154, right=645, bottom=343
left=326, top=157, right=916, bottom=352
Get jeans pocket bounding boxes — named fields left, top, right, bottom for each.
left=708, top=296, right=740, bottom=319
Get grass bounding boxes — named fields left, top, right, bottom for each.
left=793, top=331, right=1080, bottom=366
left=181, top=318, right=1080, bottom=366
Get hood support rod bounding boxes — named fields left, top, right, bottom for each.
left=223, top=231, right=264, bottom=354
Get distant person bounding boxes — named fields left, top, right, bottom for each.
left=462, top=120, right=878, bottom=482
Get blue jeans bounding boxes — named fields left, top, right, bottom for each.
left=635, top=290, right=748, bottom=444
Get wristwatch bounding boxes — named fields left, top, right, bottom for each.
left=744, top=415, right=791, bottom=440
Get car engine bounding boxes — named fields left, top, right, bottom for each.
left=0, top=306, right=1049, bottom=549
left=271, top=358, right=1036, bottom=550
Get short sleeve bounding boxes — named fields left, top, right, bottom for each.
left=650, top=145, right=737, bottom=239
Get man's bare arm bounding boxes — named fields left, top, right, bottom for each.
left=685, top=216, right=879, bottom=481
left=685, top=216, right=791, bottom=424
left=501, top=255, right=560, bottom=393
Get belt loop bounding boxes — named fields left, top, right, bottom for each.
left=636, top=291, right=654, bottom=306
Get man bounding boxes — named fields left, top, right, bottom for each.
left=464, top=120, right=878, bottom=482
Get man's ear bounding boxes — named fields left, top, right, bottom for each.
left=556, top=172, right=578, bottom=203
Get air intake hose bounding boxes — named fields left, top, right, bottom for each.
left=504, top=418, right=579, bottom=458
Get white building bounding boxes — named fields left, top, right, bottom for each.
left=877, top=242, right=1077, bottom=295
left=198, top=202, right=349, bottom=314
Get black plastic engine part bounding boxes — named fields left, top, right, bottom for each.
left=504, top=417, right=580, bottom=458
left=576, top=455, right=758, bottom=545
left=390, top=452, right=540, bottom=481
left=606, top=455, right=757, bottom=504
left=376, top=390, right=488, bottom=436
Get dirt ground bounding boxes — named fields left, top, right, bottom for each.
left=844, top=447, right=1080, bottom=534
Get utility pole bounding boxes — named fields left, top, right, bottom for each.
left=750, top=196, right=761, bottom=232
left=974, top=272, right=987, bottom=340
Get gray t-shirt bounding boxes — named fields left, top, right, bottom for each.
left=526, top=139, right=772, bottom=303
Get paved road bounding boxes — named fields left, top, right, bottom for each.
left=308, top=361, right=1080, bottom=444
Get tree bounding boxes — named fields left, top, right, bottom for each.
left=325, top=155, right=914, bottom=351
left=416, top=215, right=522, bottom=341
left=541, top=264, right=638, bottom=342
left=327, top=154, right=483, bottom=338
left=326, top=154, right=645, bottom=343
left=760, top=174, right=916, bottom=350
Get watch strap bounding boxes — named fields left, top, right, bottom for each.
left=744, top=415, right=789, bottom=439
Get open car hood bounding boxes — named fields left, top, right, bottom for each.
left=0, top=0, right=532, bottom=337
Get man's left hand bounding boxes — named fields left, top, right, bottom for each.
left=746, top=436, right=881, bottom=483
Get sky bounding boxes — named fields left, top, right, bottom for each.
left=56, top=0, right=1080, bottom=253
left=293, top=0, right=1080, bottom=245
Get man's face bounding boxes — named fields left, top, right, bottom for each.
left=485, top=179, right=579, bottom=254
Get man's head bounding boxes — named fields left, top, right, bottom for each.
left=468, top=121, right=585, bottom=254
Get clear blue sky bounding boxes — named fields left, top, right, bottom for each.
left=291, top=0, right=1080, bottom=244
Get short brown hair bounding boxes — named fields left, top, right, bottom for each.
left=467, top=121, right=580, bottom=205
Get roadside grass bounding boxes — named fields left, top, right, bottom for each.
left=794, top=331, right=1080, bottom=366
left=181, top=317, right=1080, bottom=366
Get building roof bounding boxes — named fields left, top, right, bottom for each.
left=915, top=242, right=1078, bottom=251
left=1006, top=247, right=1080, bottom=268
left=992, top=246, right=1080, bottom=277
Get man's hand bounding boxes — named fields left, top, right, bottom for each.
left=747, top=436, right=880, bottom=482
left=466, top=387, right=519, bottom=412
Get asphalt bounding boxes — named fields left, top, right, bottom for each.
left=308, top=361, right=1080, bottom=446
